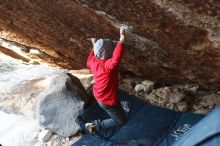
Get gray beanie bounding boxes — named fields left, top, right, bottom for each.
left=93, top=39, right=116, bottom=59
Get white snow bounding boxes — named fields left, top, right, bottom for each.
left=0, top=111, right=40, bottom=146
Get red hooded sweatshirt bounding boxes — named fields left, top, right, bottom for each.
left=87, top=41, right=124, bottom=106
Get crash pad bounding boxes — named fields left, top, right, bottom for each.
left=73, top=91, right=205, bottom=146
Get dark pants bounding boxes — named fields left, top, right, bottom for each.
left=93, top=101, right=127, bottom=131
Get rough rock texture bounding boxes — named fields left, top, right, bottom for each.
left=0, top=0, right=220, bottom=89
left=37, top=73, right=89, bottom=137
left=0, top=53, right=92, bottom=144
left=0, top=0, right=118, bottom=69
left=150, top=86, right=186, bottom=103
left=0, top=62, right=66, bottom=118
left=0, top=51, right=93, bottom=119
left=192, top=94, right=220, bottom=114
left=119, top=77, right=220, bottom=113
left=0, top=52, right=90, bottom=144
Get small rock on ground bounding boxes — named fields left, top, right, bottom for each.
left=38, top=130, right=52, bottom=142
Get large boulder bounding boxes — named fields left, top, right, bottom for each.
left=0, top=62, right=66, bottom=118
left=0, top=0, right=219, bottom=90
left=0, top=60, right=93, bottom=144
left=37, top=73, right=89, bottom=137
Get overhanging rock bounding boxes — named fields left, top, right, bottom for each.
left=0, top=0, right=219, bottom=89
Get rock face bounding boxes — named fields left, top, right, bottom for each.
left=37, top=73, right=88, bottom=137
left=0, top=0, right=220, bottom=90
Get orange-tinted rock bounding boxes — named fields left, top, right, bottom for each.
left=0, top=0, right=219, bottom=89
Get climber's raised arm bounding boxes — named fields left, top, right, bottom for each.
left=105, top=26, right=126, bottom=71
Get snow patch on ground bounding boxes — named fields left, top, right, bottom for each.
left=0, top=111, right=40, bottom=146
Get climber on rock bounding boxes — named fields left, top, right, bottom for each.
left=85, top=26, right=127, bottom=133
